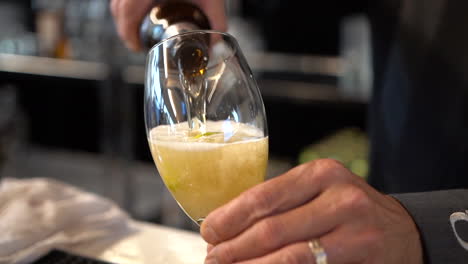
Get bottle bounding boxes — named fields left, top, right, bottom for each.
left=140, top=0, right=211, bottom=49
left=139, top=0, right=211, bottom=79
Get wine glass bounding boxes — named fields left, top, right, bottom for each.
left=144, top=30, right=268, bottom=225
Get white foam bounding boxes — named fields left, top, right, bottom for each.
left=148, top=120, right=266, bottom=151
left=152, top=137, right=267, bottom=151
left=149, top=120, right=263, bottom=139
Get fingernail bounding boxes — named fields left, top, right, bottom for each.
left=204, top=258, right=218, bottom=264
left=205, top=246, right=219, bottom=264
left=202, top=224, right=220, bottom=244
left=207, top=244, right=214, bottom=254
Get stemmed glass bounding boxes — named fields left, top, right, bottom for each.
left=144, top=30, right=268, bottom=225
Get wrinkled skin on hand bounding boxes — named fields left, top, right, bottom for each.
left=201, top=159, right=423, bottom=264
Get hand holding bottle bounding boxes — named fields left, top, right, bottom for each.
left=110, top=0, right=227, bottom=51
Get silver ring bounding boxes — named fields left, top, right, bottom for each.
left=308, top=239, right=328, bottom=264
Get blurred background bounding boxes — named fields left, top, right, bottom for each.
left=0, top=0, right=370, bottom=231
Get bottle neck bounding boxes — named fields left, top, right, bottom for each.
left=140, top=20, right=200, bottom=50
left=163, top=22, right=200, bottom=40
left=139, top=1, right=211, bottom=50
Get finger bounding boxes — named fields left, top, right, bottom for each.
left=110, top=0, right=119, bottom=19
left=201, top=159, right=350, bottom=245
left=207, top=244, right=214, bottom=254
left=114, top=0, right=154, bottom=51
left=232, top=243, right=315, bottom=264
left=232, top=226, right=378, bottom=264
left=204, top=183, right=367, bottom=263
left=318, top=223, right=382, bottom=263
left=191, top=0, right=227, bottom=31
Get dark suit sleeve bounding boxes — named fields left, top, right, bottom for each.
left=392, top=190, right=468, bottom=263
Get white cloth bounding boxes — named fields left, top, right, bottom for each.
left=0, top=177, right=133, bottom=264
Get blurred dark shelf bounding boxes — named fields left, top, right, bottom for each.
left=0, top=53, right=358, bottom=106
left=0, top=52, right=367, bottom=162
left=0, top=54, right=109, bottom=81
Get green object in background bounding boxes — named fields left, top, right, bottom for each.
left=298, top=128, right=369, bottom=179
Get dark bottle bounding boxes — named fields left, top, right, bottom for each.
left=139, top=1, right=212, bottom=79
left=140, top=0, right=211, bottom=49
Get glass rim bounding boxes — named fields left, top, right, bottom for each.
left=148, top=30, right=235, bottom=54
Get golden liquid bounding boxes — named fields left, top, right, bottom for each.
left=178, top=45, right=209, bottom=131
left=149, top=121, right=268, bottom=223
